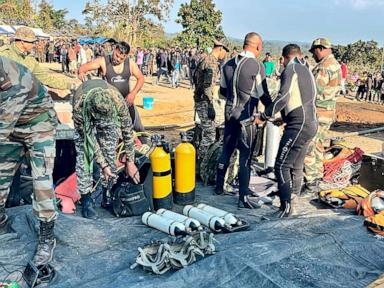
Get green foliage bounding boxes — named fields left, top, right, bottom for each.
left=333, top=40, right=383, bottom=73
left=176, top=0, right=225, bottom=49
left=36, top=0, right=68, bottom=31
left=0, top=0, right=35, bottom=25
left=83, top=0, right=174, bottom=45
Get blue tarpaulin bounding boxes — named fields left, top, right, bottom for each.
left=78, top=37, right=115, bottom=45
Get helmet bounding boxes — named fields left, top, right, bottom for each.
left=14, top=27, right=37, bottom=43
left=371, top=194, right=384, bottom=213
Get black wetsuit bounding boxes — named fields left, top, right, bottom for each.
left=216, top=52, right=271, bottom=197
left=260, top=58, right=318, bottom=201
left=104, top=55, right=145, bottom=141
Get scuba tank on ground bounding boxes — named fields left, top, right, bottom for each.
left=196, top=204, right=250, bottom=233
left=142, top=212, right=188, bottom=236
left=149, top=135, right=173, bottom=210
left=156, top=209, right=202, bottom=231
left=174, top=132, right=196, bottom=205
left=183, top=205, right=225, bottom=232
left=196, top=204, right=240, bottom=226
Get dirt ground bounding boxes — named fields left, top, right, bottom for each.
left=43, top=62, right=384, bottom=154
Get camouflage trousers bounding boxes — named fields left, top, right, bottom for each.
left=195, top=101, right=216, bottom=161
left=0, top=119, right=57, bottom=222
left=74, top=120, right=119, bottom=195
left=304, top=122, right=331, bottom=183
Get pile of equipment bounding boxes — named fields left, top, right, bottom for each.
left=134, top=204, right=249, bottom=274
left=319, top=144, right=364, bottom=190
left=131, top=231, right=216, bottom=275
left=318, top=184, right=370, bottom=209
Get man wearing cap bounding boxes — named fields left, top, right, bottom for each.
left=194, top=39, right=228, bottom=172
left=0, top=27, right=73, bottom=90
left=303, top=38, right=341, bottom=195
left=73, top=79, right=140, bottom=219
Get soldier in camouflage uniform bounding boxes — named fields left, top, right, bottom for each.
left=0, top=27, right=73, bottom=90
left=303, top=38, right=341, bottom=195
left=73, top=79, right=139, bottom=219
left=194, top=40, right=228, bottom=174
left=0, top=56, right=58, bottom=266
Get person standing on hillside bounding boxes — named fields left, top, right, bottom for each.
left=303, top=38, right=341, bottom=196
left=263, top=52, right=275, bottom=77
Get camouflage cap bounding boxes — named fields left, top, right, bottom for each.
left=214, top=39, right=229, bottom=52
left=309, top=38, right=332, bottom=52
left=14, top=27, right=37, bottom=43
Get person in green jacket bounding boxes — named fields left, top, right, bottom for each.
left=0, top=27, right=73, bottom=91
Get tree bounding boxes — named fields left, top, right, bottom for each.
left=176, top=0, right=225, bottom=49
left=35, top=0, right=68, bottom=32
left=0, top=0, right=35, bottom=25
left=83, top=0, right=174, bottom=45
left=333, top=40, right=382, bottom=72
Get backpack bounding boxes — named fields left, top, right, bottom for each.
left=318, top=184, right=370, bottom=209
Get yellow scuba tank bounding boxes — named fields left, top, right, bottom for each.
left=174, top=132, right=196, bottom=205
left=149, top=135, right=173, bottom=210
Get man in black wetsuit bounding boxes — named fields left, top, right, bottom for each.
left=215, top=32, right=272, bottom=209
left=78, top=41, right=146, bottom=141
left=254, top=44, right=318, bottom=217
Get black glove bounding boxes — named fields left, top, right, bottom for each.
left=207, top=103, right=216, bottom=120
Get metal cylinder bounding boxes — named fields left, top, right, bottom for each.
left=264, top=121, right=281, bottom=169
left=156, top=209, right=201, bottom=231
left=183, top=205, right=225, bottom=231
left=142, top=212, right=187, bottom=236
left=196, top=204, right=240, bottom=226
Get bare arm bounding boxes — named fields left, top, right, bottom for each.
left=78, top=57, right=105, bottom=81
left=126, top=60, right=144, bottom=105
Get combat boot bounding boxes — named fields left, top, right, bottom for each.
left=81, top=194, right=98, bottom=219
left=0, top=203, right=8, bottom=231
left=32, top=221, right=56, bottom=266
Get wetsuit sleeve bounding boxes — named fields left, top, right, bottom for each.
left=111, top=90, right=135, bottom=163
left=261, top=67, right=294, bottom=120
left=258, top=63, right=272, bottom=107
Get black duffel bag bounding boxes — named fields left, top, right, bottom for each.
left=110, top=158, right=153, bottom=217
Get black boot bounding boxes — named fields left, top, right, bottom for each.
left=81, top=194, right=98, bottom=219
left=238, top=195, right=261, bottom=209
left=32, top=221, right=56, bottom=266
left=0, top=204, right=8, bottom=232
left=275, top=200, right=292, bottom=218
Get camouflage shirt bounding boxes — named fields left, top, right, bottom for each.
left=73, top=80, right=135, bottom=168
left=0, top=56, right=55, bottom=138
left=312, top=54, right=341, bottom=110
left=193, top=54, right=219, bottom=102
left=0, top=44, right=72, bottom=90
